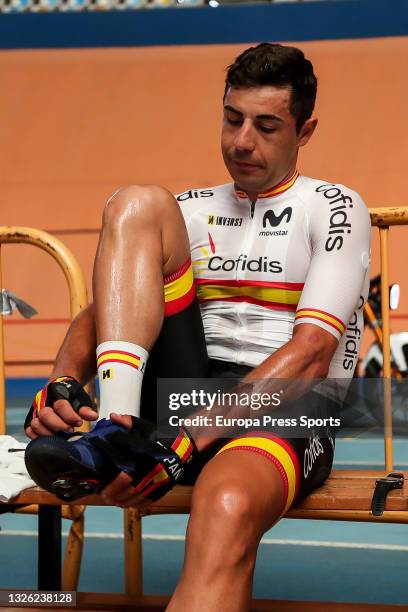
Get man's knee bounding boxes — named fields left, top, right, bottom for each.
left=191, top=480, right=263, bottom=544
left=102, top=184, right=177, bottom=230
left=188, top=452, right=288, bottom=547
left=187, top=481, right=262, bottom=569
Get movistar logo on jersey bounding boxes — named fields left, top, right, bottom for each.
left=177, top=189, right=214, bottom=202
left=208, top=214, right=243, bottom=227
left=315, top=184, right=353, bottom=252
left=208, top=255, right=282, bottom=273
left=262, top=207, right=292, bottom=228
left=260, top=207, right=292, bottom=236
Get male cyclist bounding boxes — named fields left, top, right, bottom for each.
left=25, top=43, right=370, bottom=611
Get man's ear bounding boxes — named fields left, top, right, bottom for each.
left=297, top=117, right=318, bottom=147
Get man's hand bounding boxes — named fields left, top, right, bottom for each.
left=99, top=413, right=196, bottom=509
left=24, top=411, right=197, bottom=504
left=99, top=414, right=151, bottom=509
left=25, top=376, right=98, bottom=439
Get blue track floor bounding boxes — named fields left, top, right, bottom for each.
left=1, top=401, right=408, bottom=605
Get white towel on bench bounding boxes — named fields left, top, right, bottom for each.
left=0, top=435, right=35, bottom=502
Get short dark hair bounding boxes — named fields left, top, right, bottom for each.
left=224, top=43, right=317, bottom=131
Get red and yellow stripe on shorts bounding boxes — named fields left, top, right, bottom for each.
left=164, top=258, right=196, bottom=317
left=215, top=433, right=300, bottom=516
left=32, top=376, right=73, bottom=418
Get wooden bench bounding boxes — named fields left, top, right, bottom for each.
left=1, top=208, right=408, bottom=610
left=7, top=470, right=408, bottom=611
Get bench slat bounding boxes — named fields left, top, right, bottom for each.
left=4, top=470, right=408, bottom=514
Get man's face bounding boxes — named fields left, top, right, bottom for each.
left=221, top=85, right=315, bottom=195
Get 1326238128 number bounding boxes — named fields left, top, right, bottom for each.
left=0, top=591, right=76, bottom=607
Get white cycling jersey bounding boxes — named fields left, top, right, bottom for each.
left=177, top=170, right=371, bottom=399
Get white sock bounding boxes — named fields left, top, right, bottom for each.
left=96, top=340, right=148, bottom=420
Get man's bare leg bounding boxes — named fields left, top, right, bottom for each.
left=93, top=184, right=190, bottom=348
left=167, top=450, right=286, bottom=612
left=92, top=185, right=191, bottom=417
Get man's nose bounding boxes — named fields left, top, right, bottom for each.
left=234, top=122, right=256, bottom=152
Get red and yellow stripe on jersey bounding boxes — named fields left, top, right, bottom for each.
left=215, top=433, right=300, bottom=516
left=32, top=376, right=73, bottom=418
left=134, top=429, right=193, bottom=499
left=97, top=350, right=142, bottom=371
left=196, top=279, right=304, bottom=312
left=235, top=169, right=299, bottom=200
left=295, top=308, right=346, bottom=338
left=164, top=258, right=196, bottom=317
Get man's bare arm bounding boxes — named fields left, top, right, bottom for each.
left=26, top=304, right=99, bottom=438
left=244, top=322, right=337, bottom=383
left=51, top=303, right=97, bottom=384
left=190, top=323, right=338, bottom=452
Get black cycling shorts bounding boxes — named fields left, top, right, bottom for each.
left=181, top=359, right=336, bottom=514
left=140, top=291, right=335, bottom=512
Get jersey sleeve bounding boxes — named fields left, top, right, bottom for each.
left=294, top=183, right=371, bottom=340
